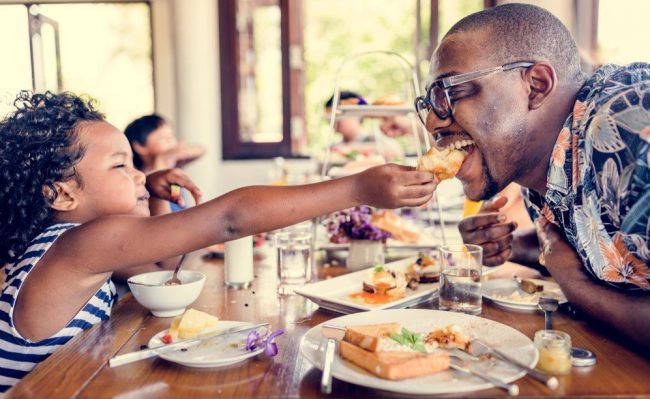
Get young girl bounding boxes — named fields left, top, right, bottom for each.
left=0, top=91, right=437, bottom=391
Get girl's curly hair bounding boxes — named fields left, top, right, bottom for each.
left=0, top=91, right=104, bottom=265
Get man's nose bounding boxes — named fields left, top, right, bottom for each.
left=425, top=110, right=453, bottom=133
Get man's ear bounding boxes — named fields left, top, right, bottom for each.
left=43, top=182, right=79, bottom=212
left=525, top=62, right=557, bottom=110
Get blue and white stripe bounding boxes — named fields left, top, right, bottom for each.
left=0, top=223, right=117, bottom=392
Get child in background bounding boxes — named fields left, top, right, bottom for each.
left=0, top=91, right=437, bottom=391
left=124, top=113, right=205, bottom=173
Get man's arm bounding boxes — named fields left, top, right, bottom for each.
left=537, top=217, right=650, bottom=351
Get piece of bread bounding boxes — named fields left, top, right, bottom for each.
left=371, top=210, right=421, bottom=243
left=416, top=146, right=467, bottom=181
left=168, top=309, right=219, bottom=340
left=340, top=341, right=450, bottom=380
left=343, top=323, right=401, bottom=352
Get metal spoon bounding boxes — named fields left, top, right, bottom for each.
left=538, top=296, right=559, bottom=330
left=163, top=254, right=186, bottom=286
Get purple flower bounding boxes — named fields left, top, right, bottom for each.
left=245, top=328, right=284, bottom=357
left=325, top=206, right=391, bottom=241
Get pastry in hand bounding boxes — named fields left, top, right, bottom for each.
left=416, top=146, right=467, bottom=181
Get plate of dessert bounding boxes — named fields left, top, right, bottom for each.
left=147, top=309, right=265, bottom=367
left=292, top=255, right=440, bottom=314
left=299, top=309, right=536, bottom=395
left=482, top=278, right=568, bottom=312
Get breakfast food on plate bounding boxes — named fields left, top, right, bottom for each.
left=165, top=308, right=220, bottom=342
left=371, top=210, right=421, bottom=244
left=350, top=265, right=419, bottom=305
left=338, top=323, right=458, bottom=380
left=424, top=324, right=471, bottom=351
left=372, top=95, right=406, bottom=106
left=406, top=252, right=441, bottom=283
left=416, top=145, right=467, bottom=181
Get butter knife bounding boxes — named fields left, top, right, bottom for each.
left=320, top=324, right=346, bottom=394
left=109, top=323, right=269, bottom=367
left=450, top=360, right=520, bottom=396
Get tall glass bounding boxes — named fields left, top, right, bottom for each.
left=438, top=244, right=483, bottom=315
left=275, top=223, right=313, bottom=295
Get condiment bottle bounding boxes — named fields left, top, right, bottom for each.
left=225, top=236, right=254, bottom=289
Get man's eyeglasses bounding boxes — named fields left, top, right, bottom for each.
left=414, top=61, right=535, bottom=124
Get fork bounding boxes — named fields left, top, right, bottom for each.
left=163, top=254, right=186, bottom=286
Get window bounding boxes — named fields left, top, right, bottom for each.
left=0, top=2, right=154, bottom=130
left=219, top=0, right=485, bottom=159
left=597, top=0, right=650, bottom=65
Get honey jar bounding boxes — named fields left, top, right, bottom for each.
left=535, top=330, right=572, bottom=375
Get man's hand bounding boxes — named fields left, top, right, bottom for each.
left=145, top=168, right=202, bottom=207
left=356, top=164, right=437, bottom=209
left=458, top=196, right=517, bottom=266
left=535, top=216, right=584, bottom=278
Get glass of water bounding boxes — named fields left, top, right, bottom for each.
left=275, top=223, right=313, bottom=295
left=438, top=244, right=483, bottom=315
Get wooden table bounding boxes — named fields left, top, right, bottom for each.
left=7, top=248, right=650, bottom=398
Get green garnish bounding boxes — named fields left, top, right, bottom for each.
left=345, top=150, right=360, bottom=160
left=373, top=264, right=385, bottom=273
left=389, top=328, right=426, bottom=353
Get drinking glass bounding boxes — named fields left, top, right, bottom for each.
left=438, top=244, right=483, bottom=315
left=275, top=223, right=313, bottom=295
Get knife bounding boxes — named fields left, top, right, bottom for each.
left=320, top=324, right=346, bottom=394
left=449, top=360, right=519, bottom=396
left=469, top=339, right=558, bottom=390
left=109, top=323, right=269, bottom=367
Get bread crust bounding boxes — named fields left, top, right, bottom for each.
left=343, top=323, right=401, bottom=352
left=339, top=341, right=450, bottom=380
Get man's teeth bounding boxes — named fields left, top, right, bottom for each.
left=445, top=139, right=475, bottom=150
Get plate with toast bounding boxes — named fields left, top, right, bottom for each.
left=292, top=257, right=439, bottom=314
left=300, top=309, right=537, bottom=395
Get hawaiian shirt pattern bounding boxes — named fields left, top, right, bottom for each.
left=523, top=63, right=650, bottom=291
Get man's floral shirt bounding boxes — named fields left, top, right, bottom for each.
left=523, top=63, right=650, bottom=291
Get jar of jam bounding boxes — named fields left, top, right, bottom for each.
left=535, top=330, right=572, bottom=375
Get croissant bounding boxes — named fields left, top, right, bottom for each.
left=416, top=146, right=467, bottom=181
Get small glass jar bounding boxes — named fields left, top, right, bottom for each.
left=534, top=330, right=572, bottom=375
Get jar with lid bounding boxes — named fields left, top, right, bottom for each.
left=535, top=330, right=572, bottom=375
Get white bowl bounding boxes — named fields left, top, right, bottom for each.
left=127, top=270, right=206, bottom=317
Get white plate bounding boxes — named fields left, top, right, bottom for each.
left=299, top=309, right=537, bottom=395
left=292, top=258, right=438, bottom=314
left=482, top=278, right=568, bottom=312
left=148, top=321, right=264, bottom=368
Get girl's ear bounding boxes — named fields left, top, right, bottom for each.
left=525, top=62, right=557, bottom=110
left=44, top=182, right=79, bottom=212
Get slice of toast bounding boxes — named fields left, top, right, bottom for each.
left=343, top=323, right=401, bottom=352
left=340, top=341, right=450, bottom=380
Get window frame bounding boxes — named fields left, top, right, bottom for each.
left=218, top=0, right=294, bottom=160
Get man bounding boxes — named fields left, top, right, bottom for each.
left=418, top=3, right=650, bottom=349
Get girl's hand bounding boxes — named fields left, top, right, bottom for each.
left=355, top=163, right=437, bottom=209
left=145, top=168, right=202, bottom=207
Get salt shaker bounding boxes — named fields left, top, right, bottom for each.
left=224, top=236, right=254, bottom=289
